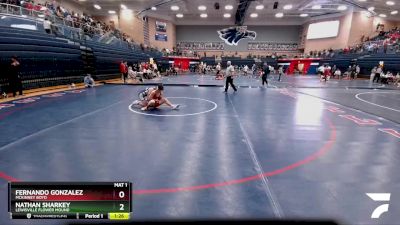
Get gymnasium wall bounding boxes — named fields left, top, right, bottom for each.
left=176, top=25, right=301, bottom=52
left=119, top=12, right=144, bottom=44
left=348, top=13, right=400, bottom=47
left=303, top=12, right=400, bottom=53
left=303, top=13, right=353, bottom=53
left=148, top=17, right=176, bottom=50
left=93, top=15, right=176, bottom=50
left=347, top=12, right=375, bottom=47
left=94, top=13, right=144, bottom=44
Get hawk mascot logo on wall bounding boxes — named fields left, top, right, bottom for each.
left=217, top=26, right=256, bottom=46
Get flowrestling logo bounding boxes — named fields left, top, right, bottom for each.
left=366, top=193, right=391, bottom=219
left=217, top=26, right=256, bottom=46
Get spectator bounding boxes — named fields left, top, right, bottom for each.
left=394, top=72, right=400, bottom=87
left=355, top=65, right=360, bottom=79
left=334, top=69, right=341, bottom=79
left=370, top=66, right=377, bottom=82
left=380, top=71, right=391, bottom=84
left=83, top=74, right=95, bottom=88
left=43, top=17, right=51, bottom=34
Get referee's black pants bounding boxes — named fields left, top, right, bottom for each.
left=262, top=75, right=268, bottom=86
left=373, top=73, right=380, bottom=83
left=225, top=76, right=237, bottom=92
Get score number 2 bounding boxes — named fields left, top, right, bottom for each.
left=118, top=191, right=126, bottom=211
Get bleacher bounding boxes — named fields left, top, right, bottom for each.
left=0, top=15, right=163, bottom=90
left=0, top=26, right=84, bottom=90
left=199, top=56, right=277, bottom=68
left=358, top=54, right=400, bottom=75
left=320, top=51, right=400, bottom=77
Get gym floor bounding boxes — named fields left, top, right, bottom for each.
left=0, top=74, right=399, bottom=225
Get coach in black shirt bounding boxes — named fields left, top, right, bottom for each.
left=9, top=56, right=23, bottom=97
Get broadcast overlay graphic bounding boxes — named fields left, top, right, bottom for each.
left=8, top=182, right=132, bottom=220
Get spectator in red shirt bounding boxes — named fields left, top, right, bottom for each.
left=119, top=61, right=128, bottom=83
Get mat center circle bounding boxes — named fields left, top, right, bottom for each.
left=128, top=97, right=218, bottom=117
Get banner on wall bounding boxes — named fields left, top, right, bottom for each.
left=155, top=33, right=168, bottom=42
left=217, top=26, right=256, bottom=46
left=156, top=21, right=167, bottom=32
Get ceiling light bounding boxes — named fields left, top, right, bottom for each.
left=223, top=13, right=231, bottom=18
left=256, top=5, right=264, bottom=10
left=176, top=13, right=183, bottom=18
left=337, top=5, right=347, bottom=10
left=250, top=13, right=258, bottom=18
left=386, top=1, right=395, bottom=6
left=358, top=0, right=366, bottom=1
left=361, top=10, right=370, bottom=16
left=283, top=4, right=292, bottom=10
left=94, top=4, right=101, bottom=10
left=312, top=5, right=322, bottom=10
left=200, top=13, right=208, bottom=18
left=391, top=10, right=398, bottom=15
left=120, top=4, right=127, bottom=10
left=108, top=10, right=116, bottom=14
left=151, top=7, right=157, bottom=11
left=367, top=6, right=375, bottom=11
left=379, top=14, right=387, bottom=17
left=300, top=13, right=308, bottom=17
left=225, top=5, right=233, bottom=10
left=198, top=5, right=206, bottom=11
left=275, top=12, right=284, bottom=18
left=171, top=5, right=179, bottom=11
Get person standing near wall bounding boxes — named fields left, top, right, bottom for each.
left=120, top=61, right=128, bottom=83
left=8, top=56, right=23, bottom=97
left=278, top=66, right=284, bottom=82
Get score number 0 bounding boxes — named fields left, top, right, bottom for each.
left=119, top=191, right=125, bottom=211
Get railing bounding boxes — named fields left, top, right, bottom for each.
left=248, top=42, right=299, bottom=52
left=177, top=42, right=225, bottom=51
left=0, top=3, right=110, bottom=41
left=0, top=3, right=165, bottom=55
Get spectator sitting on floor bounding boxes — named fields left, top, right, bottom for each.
left=334, top=69, right=341, bottom=79
left=84, top=74, right=95, bottom=88
left=394, top=72, right=400, bottom=87
left=380, top=71, right=392, bottom=84
left=127, top=66, right=136, bottom=80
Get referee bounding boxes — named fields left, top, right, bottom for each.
left=262, top=63, right=270, bottom=87
left=224, top=61, right=237, bottom=93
